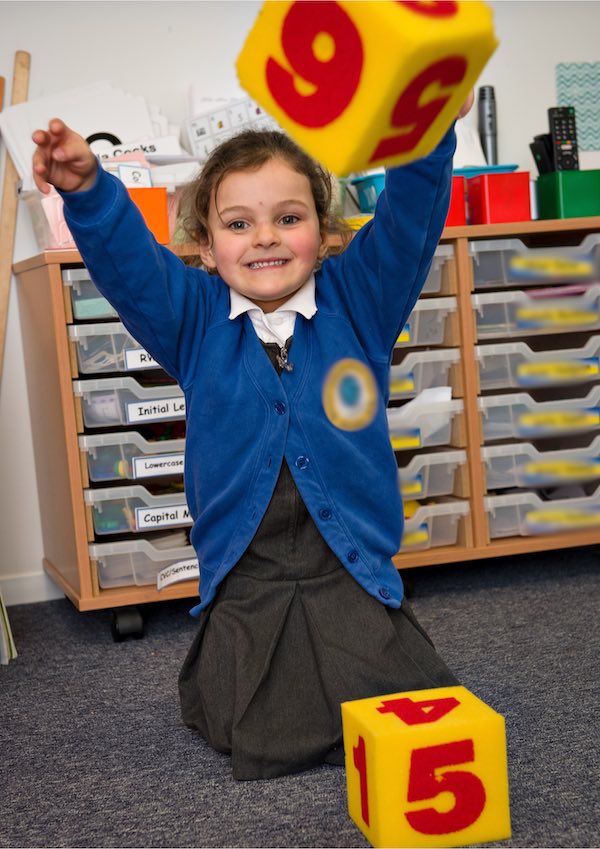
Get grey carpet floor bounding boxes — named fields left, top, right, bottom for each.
left=0, top=547, right=598, bottom=848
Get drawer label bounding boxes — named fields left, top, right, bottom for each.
left=519, top=409, right=600, bottom=433
left=126, top=396, right=186, bottom=423
left=124, top=347, right=157, bottom=370
left=401, top=474, right=423, bottom=497
left=525, top=508, right=600, bottom=533
left=134, top=504, right=192, bottom=529
left=509, top=254, right=594, bottom=279
left=132, top=452, right=184, bottom=479
left=396, top=323, right=411, bottom=344
left=524, top=460, right=600, bottom=483
left=517, top=358, right=599, bottom=385
left=156, top=558, right=199, bottom=591
left=391, top=429, right=421, bottom=450
left=390, top=373, right=415, bottom=395
left=516, top=308, right=598, bottom=328
left=402, top=523, right=429, bottom=548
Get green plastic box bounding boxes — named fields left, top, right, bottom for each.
left=536, top=170, right=600, bottom=219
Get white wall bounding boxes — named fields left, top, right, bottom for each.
left=0, top=0, right=599, bottom=605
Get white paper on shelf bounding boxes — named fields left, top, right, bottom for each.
left=0, top=81, right=164, bottom=179
left=453, top=121, right=487, bottom=168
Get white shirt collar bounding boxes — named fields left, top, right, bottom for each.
left=228, top=274, right=317, bottom=322
left=229, top=275, right=317, bottom=347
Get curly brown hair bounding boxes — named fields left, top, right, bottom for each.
left=179, top=129, right=350, bottom=267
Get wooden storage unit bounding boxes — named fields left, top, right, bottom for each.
left=14, top=217, right=600, bottom=617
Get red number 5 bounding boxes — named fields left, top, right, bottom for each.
left=266, top=1, right=363, bottom=128
left=369, top=56, right=467, bottom=163
left=405, top=739, right=486, bottom=835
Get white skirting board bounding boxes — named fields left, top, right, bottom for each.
left=1, top=570, right=64, bottom=607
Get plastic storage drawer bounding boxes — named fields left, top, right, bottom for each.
left=89, top=536, right=197, bottom=588
left=73, top=377, right=186, bottom=428
left=85, top=485, right=192, bottom=536
left=422, top=244, right=454, bottom=295
left=397, top=450, right=466, bottom=498
left=79, top=431, right=185, bottom=482
left=479, top=387, right=600, bottom=441
left=62, top=268, right=117, bottom=320
left=485, top=486, right=600, bottom=538
left=396, top=297, right=457, bottom=347
left=68, top=322, right=159, bottom=374
left=470, top=233, right=600, bottom=289
left=389, top=349, right=460, bottom=398
left=401, top=499, right=469, bottom=550
left=473, top=284, right=600, bottom=339
left=387, top=398, right=463, bottom=450
left=476, top=337, right=600, bottom=391
left=483, top=438, right=600, bottom=490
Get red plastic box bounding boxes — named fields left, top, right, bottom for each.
left=445, top=176, right=467, bottom=227
left=467, top=172, right=531, bottom=225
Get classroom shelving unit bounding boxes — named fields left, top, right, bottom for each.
left=14, top=216, right=600, bottom=635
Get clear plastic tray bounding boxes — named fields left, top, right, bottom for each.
left=485, top=484, right=600, bottom=538
left=73, top=377, right=185, bottom=428
left=470, top=233, right=600, bottom=289
left=422, top=244, right=454, bottom=295
left=396, top=297, right=457, bottom=347
left=89, top=535, right=196, bottom=588
left=68, top=322, right=158, bottom=374
left=480, top=387, right=600, bottom=442
left=387, top=398, right=463, bottom=450
left=389, top=349, right=460, bottom=398
left=79, top=431, right=185, bottom=482
left=397, top=450, right=466, bottom=498
left=483, top=437, right=600, bottom=490
left=476, top=336, right=600, bottom=390
left=473, top=284, right=600, bottom=339
left=62, top=268, right=117, bottom=320
left=85, top=484, right=192, bottom=536
left=401, top=499, right=469, bottom=550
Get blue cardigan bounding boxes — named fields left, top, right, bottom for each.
left=62, top=127, right=455, bottom=615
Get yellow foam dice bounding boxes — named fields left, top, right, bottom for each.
left=341, top=685, right=511, bottom=848
left=236, top=0, right=497, bottom=176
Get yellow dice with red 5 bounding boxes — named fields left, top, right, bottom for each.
left=341, top=685, right=511, bottom=848
left=236, top=1, right=497, bottom=176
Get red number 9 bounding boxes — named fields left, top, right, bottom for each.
left=266, top=0, right=364, bottom=128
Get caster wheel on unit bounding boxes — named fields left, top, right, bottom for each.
left=110, top=606, right=144, bottom=642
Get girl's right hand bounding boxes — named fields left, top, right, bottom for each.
left=32, top=118, right=98, bottom=194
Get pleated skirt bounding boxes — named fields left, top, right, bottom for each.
left=178, top=464, right=459, bottom=781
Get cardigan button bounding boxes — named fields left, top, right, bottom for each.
left=378, top=586, right=391, bottom=600
left=347, top=549, right=359, bottom=563
left=273, top=400, right=286, bottom=415
left=319, top=508, right=332, bottom=520
left=295, top=455, right=309, bottom=469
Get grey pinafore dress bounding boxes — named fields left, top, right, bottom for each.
left=178, top=339, right=458, bottom=780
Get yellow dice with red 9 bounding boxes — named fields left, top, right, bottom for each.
left=236, top=0, right=497, bottom=176
left=341, top=685, right=511, bottom=848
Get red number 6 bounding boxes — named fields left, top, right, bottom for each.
left=266, top=1, right=364, bottom=128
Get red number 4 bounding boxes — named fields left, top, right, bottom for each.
left=406, top=739, right=486, bottom=835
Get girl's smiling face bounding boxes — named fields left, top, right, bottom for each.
left=199, top=157, right=328, bottom=313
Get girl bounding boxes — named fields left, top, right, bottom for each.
left=32, top=102, right=470, bottom=780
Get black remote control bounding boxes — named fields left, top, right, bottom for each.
left=548, top=106, right=579, bottom=171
